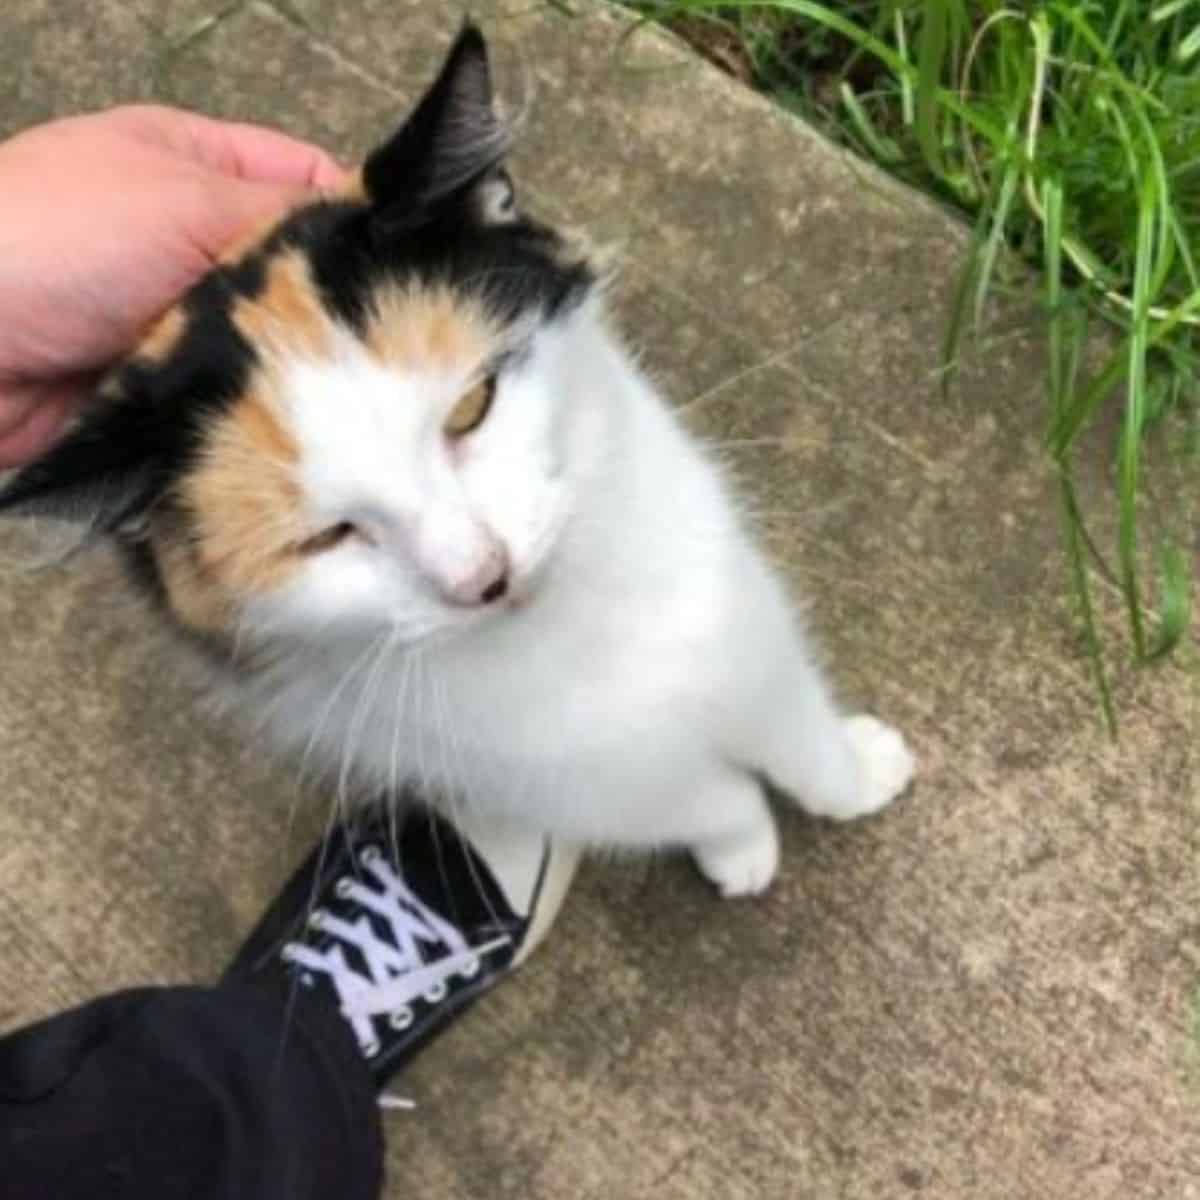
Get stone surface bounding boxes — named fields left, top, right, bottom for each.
left=0, top=2, right=1196, bottom=1198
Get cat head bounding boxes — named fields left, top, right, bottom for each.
left=0, top=25, right=600, bottom=651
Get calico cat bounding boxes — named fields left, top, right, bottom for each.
left=0, top=24, right=913, bottom=897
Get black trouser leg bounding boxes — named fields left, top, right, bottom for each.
left=0, top=982, right=382, bottom=1200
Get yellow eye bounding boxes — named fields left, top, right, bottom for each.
left=444, top=375, right=497, bottom=438
left=295, top=521, right=357, bottom=556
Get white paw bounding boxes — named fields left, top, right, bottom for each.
left=836, top=714, right=915, bottom=821
left=692, top=821, right=780, bottom=899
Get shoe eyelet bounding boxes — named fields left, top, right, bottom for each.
left=280, top=944, right=298, bottom=963
left=423, top=980, right=449, bottom=1004
left=389, top=1007, right=414, bottom=1031
left=359, top=845, right=382, bottom=866
left=363, top=1039, right=382, bottom=1059
left=308, top=908, right=327, bottom=929
left=334, top=877, right=354, bottom=899
left=458, top=956, right=481, bottom=980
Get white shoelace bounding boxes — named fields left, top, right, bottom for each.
left=282, top=844, right=511, bottom=1058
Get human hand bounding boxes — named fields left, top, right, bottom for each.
left=0, top=105, right=346, bottom=469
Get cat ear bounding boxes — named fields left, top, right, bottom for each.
left=363, top=23, right=514, bottom=224
left=0, top=397, right=165, bottom=534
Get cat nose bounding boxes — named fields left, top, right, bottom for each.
left=444, top=543, right=510, bottom=607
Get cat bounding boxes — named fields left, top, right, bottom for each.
left=0, top=24, right=914, bottom=897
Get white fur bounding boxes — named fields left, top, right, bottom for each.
left=235, top=295, right=914, bottom=896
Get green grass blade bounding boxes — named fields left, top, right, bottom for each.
left=712, top=0, right=912, bottom=76
left=1127, top=102, right=1177, bottom=299
left=1060, top=471, right=1117, bottom=733
left=1116, top=172, right=1158, bottom=659
left=914, top=0, right=950, bottom=178
left=1047, top=346, right=1125, bottom=461
left=1044, top=175, right=1113, bottom=728
left=894, top=7, right=915, bottom=126
left=1044, top=177, right=1067, bottom=422
left=1048, top=278, right=1200, bottom=457
left=1179, top=24, right=1200, bottom=59
left=839, top=83, right=903, bottom=163
left=1152, top=0, right=1199, bottom=21
left=940, top=202, right=993, bottom=401
left=973, top=146, right=1022, bottom=329
left=1146, top=541, right=1192, bottom=660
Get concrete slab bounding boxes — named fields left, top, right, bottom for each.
left=0, top=2, right=1196, bottom=1198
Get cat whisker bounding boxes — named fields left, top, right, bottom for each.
left=747, top=501, right=853, bottom=525
left=289, top=630, right=391, bottom=821
left=421, top=674, right=480, bottom=935
left=430, top=670, right=507, bottom=942
left=275, top=760, right=364, bottom=1075
left=698, top=436, right=824, bottom=453
left=384, top=631, right=422, bottom=861
left=674, top=346, right=812, bottom=418
left=335, top=626, right=404, bottom=825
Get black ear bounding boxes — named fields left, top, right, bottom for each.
left=363, top=23, right=512, bottom=223
left=0, top=398, right=167, bottom=533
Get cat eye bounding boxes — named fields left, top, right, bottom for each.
left=295, top=521, right=358, bottom=556
left=444, top=376, right=497, bottom=439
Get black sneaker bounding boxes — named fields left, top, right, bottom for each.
left=224, top=801, right=578, bottom=1087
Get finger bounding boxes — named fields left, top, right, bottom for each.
left=191, top=177, right=318, bottom=263
left=0, top=390, right=39, bottom=443
left=0, top=383, right=82, bottom=470
left=182, top=111, right=347, bottom=190
left=110, top=104, right=348, bottom=190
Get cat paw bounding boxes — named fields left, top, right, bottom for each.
left=835, top=714, right=915, bottom=821
left=692, top=820, right=780, bottom=898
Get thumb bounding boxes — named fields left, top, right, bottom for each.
left=203, top=177, right=324, bottom=263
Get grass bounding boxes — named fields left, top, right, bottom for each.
left=627, top=0, right=1200, bottom=722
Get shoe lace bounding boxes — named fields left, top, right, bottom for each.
left=282, top=843, right=511, bottom=1058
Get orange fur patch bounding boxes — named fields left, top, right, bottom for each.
left=173, top=374, right=305, bottom=608
left=232, top=250, right=332, bottom=360
left=364, top=285, right=501, bottom=372
left=135, top=306, right=187, bottom=365
left=153, top=533, right=236, bottom=635
left=338, top=167, right=368, bottom=202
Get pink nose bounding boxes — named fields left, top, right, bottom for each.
left=443, top=544, right=510, bottom=607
